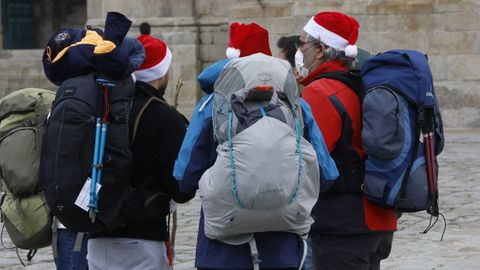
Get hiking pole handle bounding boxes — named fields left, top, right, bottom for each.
left=97, top=123, right=108, bottom=186
left=423, top=108, right=439, bottom=216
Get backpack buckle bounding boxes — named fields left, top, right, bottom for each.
left=248, top=238, right=262, bottom=269
left=251, top=253, right=262, bottom=265
left=417, top=105, right=425, bottom=129
left=95, top=78, right=116, bottom=89
left=0, top=192, right=6, bottom=208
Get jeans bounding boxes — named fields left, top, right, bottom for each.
left=54, top=229, right=88, bottom=270
left=302, top=236, right=314, bottom=270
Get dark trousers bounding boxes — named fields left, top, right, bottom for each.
left=311, top=232, right=394, bottom=270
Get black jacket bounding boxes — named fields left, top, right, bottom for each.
left=91, top=81, right=194, bottom=241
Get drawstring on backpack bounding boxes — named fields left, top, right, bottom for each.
left=1, top=224, right=35, bottom=267
left=421, top=212, right=447, bottom=241
left=419, top=108, right=447, bottom=241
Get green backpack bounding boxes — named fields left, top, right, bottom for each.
left=0, top=88, right=55, bottom=260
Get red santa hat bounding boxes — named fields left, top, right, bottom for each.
left=303, top=12, right=359, bottom=58
left=225, top=22, right=272, bottom=59
left=134, top=34, right=172, bottom=82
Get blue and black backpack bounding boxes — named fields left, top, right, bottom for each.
left=360, top=50, right=444, bottom=216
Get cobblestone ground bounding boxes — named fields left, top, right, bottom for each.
left=1, top=129, right=479, bottom=270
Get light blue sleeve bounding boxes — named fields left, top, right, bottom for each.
left=173, top=95, right=214, bottom=186
left=300, top=98, right=339, bottom=181
left=197, top=59, right=231, bottom=94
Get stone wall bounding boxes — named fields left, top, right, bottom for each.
left=1, top=0, right=479, bottom=127
left=98, top=0, right=477, bottom=127
left=207, top=0, right=480, bottom=128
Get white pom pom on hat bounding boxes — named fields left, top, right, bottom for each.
left=344, top=44, right=358, bottom=58
left=226, top=47, right=241, bottom=59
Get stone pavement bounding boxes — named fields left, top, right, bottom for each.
left=1, top=129, right=479, bottom=270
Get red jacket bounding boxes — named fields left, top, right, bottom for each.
left=302, top=60, right=397, bottom=233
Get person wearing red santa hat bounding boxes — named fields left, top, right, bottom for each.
left=297, top=12, right=398, bottom=270
left=196, top=22, right=272, bottom=93
left=87, top=34, right=195, bottom=270
left=174, top=22, right=319, bottom=270
left=225, top=22, right=272, bottom=59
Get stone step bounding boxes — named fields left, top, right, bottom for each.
left=1, top=76, right=56, bottom=98
left=4, top=76, right=55, bottom=92
left=0, top=57, right=43, bottom=65
left=0, top=49, right=44, bottom=60
left=0, top=52, right=47, bottom=94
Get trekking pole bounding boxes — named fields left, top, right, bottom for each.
left=89, top=118, right=102, bottom=221
left=420, top=107, right=447, bottom=240
left=423, top=108, right=439, bottom=217
left=170, top=76, right=183, bottom=249
left=89, top=79, right=115, bottom=222
left=92, top=121, right=108, bottom=218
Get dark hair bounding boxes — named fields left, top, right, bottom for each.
left=277, top=35, right=300, bottom=67
left=139, top=22, right=151, bottom=35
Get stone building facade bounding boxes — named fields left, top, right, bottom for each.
left=1, top=0, right=479, bottom=127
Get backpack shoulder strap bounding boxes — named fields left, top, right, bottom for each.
left=313, top=71, right=365, bottom=98
left=131, top=96, right=168, bottom=144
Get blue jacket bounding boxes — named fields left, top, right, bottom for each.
left=173, top=94, right=338, bottom=269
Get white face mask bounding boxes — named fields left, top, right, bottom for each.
left=295, top=49, right=310, bottom=78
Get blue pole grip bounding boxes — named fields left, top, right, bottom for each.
left=89, top=118, right=102, bottom=209
left=96, top=123, right=108, bottom=186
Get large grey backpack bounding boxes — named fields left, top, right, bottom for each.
left=0, top=88, right=55, bottom=263
left=198, top=53, right=319, bottom=269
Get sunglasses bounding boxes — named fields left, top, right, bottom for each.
left=295, top=40, right=314, bottom=50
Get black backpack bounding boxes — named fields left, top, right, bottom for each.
left=39, top=73, right=135, bottom=232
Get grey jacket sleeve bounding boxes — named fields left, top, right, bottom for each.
left=362, top=88, right=404, bottom=160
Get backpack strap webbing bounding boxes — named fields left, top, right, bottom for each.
left=0, top=180, right=5, bottom=208
left=26, top=249, right=37, bottom=261
left=0, top=117, right=37, bottom=139
left=299, top=238, right=308, bottom=270
left=248, top=237, right=261, bottom=270
left=73, top=232, right=85, bottom=252
left=52, top=218, right=59, bottom=258
left=131, top=96, right=168, bottom=145
left=313, top=71, right=365, bottom=98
